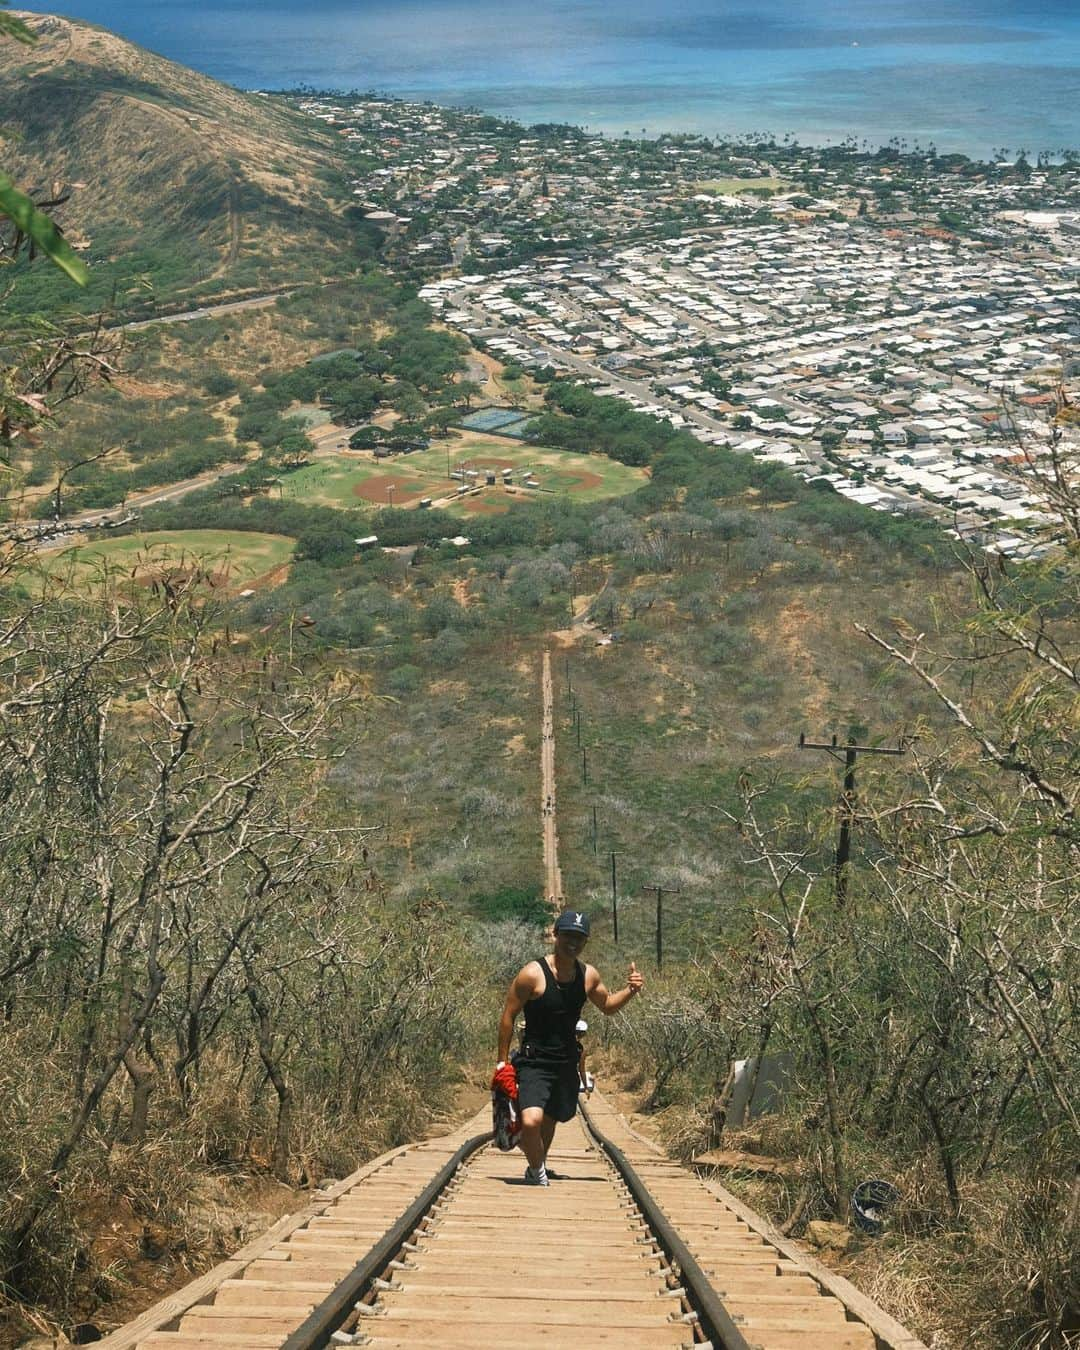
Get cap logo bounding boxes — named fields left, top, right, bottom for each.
left=574, top=912, right=583, bottom=926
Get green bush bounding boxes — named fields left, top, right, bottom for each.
left=385, top=664, right=422, bottom=695
left=295, top=526, right=357, bottom=567
left=469, top=886, right=548, bottom=927
left=203, top=372, right=238, bottom=398
left=429, top=627, right=467, bottom=668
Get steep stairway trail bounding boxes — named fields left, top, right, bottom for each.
left=540, top=648, right=563, bottom=906
left=99, top=649, right=927, bottom=1350
left=100, top=1091, right=927, bottom=1350
left=337, top=1114, right=695, bottom=1349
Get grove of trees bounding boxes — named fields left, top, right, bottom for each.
left=617, top=420, right=1078, bottom=1349
left=0, top=553, right=478, bottom=1322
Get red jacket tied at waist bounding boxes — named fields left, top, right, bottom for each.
left=490, top=1062, right=518, bottom=1099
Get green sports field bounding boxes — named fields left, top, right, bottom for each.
left=38, top=530, right=295, bottom=591
left=276, top=435, right=646, bottom=512
left=695, top=176, right=791, bottom=195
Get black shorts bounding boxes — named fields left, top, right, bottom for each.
left=516, top=1060, right=579, bottom=1123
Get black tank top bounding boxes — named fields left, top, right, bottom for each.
left=523, top=956, right=586, bottom=1065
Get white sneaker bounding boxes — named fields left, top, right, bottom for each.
left=524, top=1165, right=549, bottom=1187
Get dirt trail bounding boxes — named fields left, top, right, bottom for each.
left=540, top=649, right=563, bottom=908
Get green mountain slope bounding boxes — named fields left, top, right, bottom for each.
left=0, top=12, right=362, bottom=311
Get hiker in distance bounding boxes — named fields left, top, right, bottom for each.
left=495, top=909, right=645, bottom=1186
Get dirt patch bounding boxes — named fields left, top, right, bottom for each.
left=656, top=657, right=693, bottom=697
left=448, top=428, right=529, bottom=447
left=309, top=424, right=350, bottom=448
left=426, top=679, right=469, bottom=697
left=460, top=497, right=509, bottom=515
left=459, top=456, right=516, bottom=470
left=547, top=627, right=578, bottom=648
left=137, top=566, right=231, bottom=590
left=548, top=600, right=601, bottom=648
left=239, top=561, right=291, bottom=594
left=594, top=1057, right=664, bottom=1145
left=353, top=475, right=430, bottom=505
left=445, top=1076, right=492, bottom=1126
left=754, top=596, right=828, bottom=731
left=463, top=347, right=508, bottom=396
left=505, top=733, right=526, bottom=756
left=112, top=375, right=181, bottom=400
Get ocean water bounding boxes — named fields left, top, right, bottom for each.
left=40, top=0, right=1080, bottom=158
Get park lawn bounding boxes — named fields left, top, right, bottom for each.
left=418, top=436, right=648, bottom=503
left=280, top=434, right=647, bottom=512
left=695, top=176, right=790, bottom=195
left=278, top=455, right=446, bottom=508
left=39, top=530, right=295, bottom=590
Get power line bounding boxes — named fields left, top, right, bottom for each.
left=798, top=733, right=905, bottom=904
left=642, top=882, right=681, bottom=971
left=609, top=850, right=622, bottom=944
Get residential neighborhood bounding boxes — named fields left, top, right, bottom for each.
left=298, top=93, right=1080, bottom=554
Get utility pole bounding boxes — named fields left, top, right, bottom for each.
left=581, top=745, right=588, bottom=786
left=609, top=851, right=621, bottom=944
left=643, top=883, right=680, bottom=972
left=798, top=733, right=905, bottom=904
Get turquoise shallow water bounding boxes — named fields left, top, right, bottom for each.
left=40, top=0, right=1080, bottom=157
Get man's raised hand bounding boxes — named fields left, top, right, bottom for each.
left=628, top=960, right=645, bottom=996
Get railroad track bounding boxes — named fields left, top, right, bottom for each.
left=100, top=1092, right=926, bottom=1350
left=540, top=648, right=563, bottom=905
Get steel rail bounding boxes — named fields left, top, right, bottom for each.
left=579, top=1099, right=755, bottom=1350
left=280, top=1129, right=492, bottom=1350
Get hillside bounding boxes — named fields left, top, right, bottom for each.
left=0, top=11, right=361, bottom=311
left=1, top=27, right=1075, bottom=1350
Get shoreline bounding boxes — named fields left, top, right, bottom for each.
left=263, top=84, right=1080, bottom=168
left=28, top=0, right=1080, bottom=163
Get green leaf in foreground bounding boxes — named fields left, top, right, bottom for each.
left=0, top=174, right=89, bottom=285
left=0, top=8, right=37, bottom=45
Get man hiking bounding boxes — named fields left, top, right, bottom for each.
left=495, top=909, right=645, bottom=1186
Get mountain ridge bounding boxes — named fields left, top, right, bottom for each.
left=0, top=12, right=358, bottom=305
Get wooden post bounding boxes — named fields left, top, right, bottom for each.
left=643, top=883, right=680, bottom=972
left=610, top=851, right=620, bottom=944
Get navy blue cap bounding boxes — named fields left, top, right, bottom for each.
left=554, top=909, right=590, bottom=936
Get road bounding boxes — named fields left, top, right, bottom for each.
left=449, top=296, right=947, bottom=519
left=540, top=649, right=563, bottom=909
left=119, top=290, right=294, bottom=332
left=20, top=459, right=251, bottom=552
left=450, top=297, right=750, bottom=446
